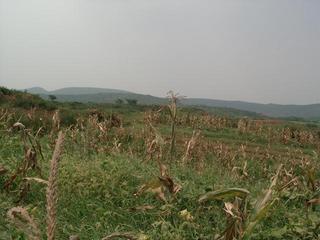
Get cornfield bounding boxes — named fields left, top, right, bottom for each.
left=0, top=94, right=319, bottom=239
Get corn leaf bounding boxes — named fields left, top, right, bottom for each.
left=199, top=188, right=250, bottom=203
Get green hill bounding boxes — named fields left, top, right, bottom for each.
left=20, top=86, right=320, bottom=120
left=181, top=98, right=320, bottom=120
left=44, top=92, right=167, bottom=105
left=1, top=86, right=261, bottom=118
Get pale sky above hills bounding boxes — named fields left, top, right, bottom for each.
left=0, top=0, right=320, bottom=104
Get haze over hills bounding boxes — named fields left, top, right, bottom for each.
left=27, top=87, right=130, bottom=95
left=26, top=87, right=320, bottom=120
left=181, top=99, right=320, bottom=120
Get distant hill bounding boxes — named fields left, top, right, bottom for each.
left=26, top=87, right=130, bottom=95
left=26, top=87, right=50, bottom=95
left=42, top=92, right=167, bottom=105
left=24, top=87, right=320, bottom=120
left=181, top=99, right=320, bottom=120
left=1, top=86, right=260, bottom=118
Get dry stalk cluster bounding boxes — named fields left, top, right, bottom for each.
left=182, top=130, right=201, bottom=164
left=4, top=122, right=45, bottom=201
left=67, top=112, right=123, bottom=154
left=6, top=132, right=65, bottom=240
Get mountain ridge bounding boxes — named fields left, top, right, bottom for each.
left=26, top=86, right=131, bottom=95
left=25, top=87, right=320, bottom=120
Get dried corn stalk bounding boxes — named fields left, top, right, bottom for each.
left=46, top=131, right=65, bottom=240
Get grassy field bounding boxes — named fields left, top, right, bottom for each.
left=0, top=88, right=319, bottom=239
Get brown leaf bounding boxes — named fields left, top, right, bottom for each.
left=307, top=198, right=320, bottom=206
left=159, top=163, right=168, bottom=177
left=224, top=202, right=236, bottom=217
left=0, top=165, right=7, bottom=175
left=159, top=176, right=175, bottom=193
left=13, top=122, right=25, bottom=130
left=135, top=175, right=181, bottom=202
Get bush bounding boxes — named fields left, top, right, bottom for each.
left=0, top=86, right=15, bottom=96
left=60, top=110, right=78, bottom=126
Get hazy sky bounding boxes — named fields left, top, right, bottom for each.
left=1, top=0, right=320, bottom=104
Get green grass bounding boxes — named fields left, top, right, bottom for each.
left=0, top=153, right=261, bottom=239
left=1, top=129, right=318, bottom=239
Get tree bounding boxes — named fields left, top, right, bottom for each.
left=126, top=99, right=138, bottom=106
left=115, top=98, right=124, bottom=105
left=49, top=95, right=57, bottom=101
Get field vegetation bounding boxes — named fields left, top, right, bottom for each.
left=0, top=87, right=319, bottom=239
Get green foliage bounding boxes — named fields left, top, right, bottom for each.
left=115, top=98, right=124, bottom=105
left=199, top=188, right=250, bottom=202
left=0, top=86, right=56, bottom=110
left=0, top=86, right=16, bottom=96
left=48, top=95, right=57, bottom=101
left=126, top=98, right=138, bottom=105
